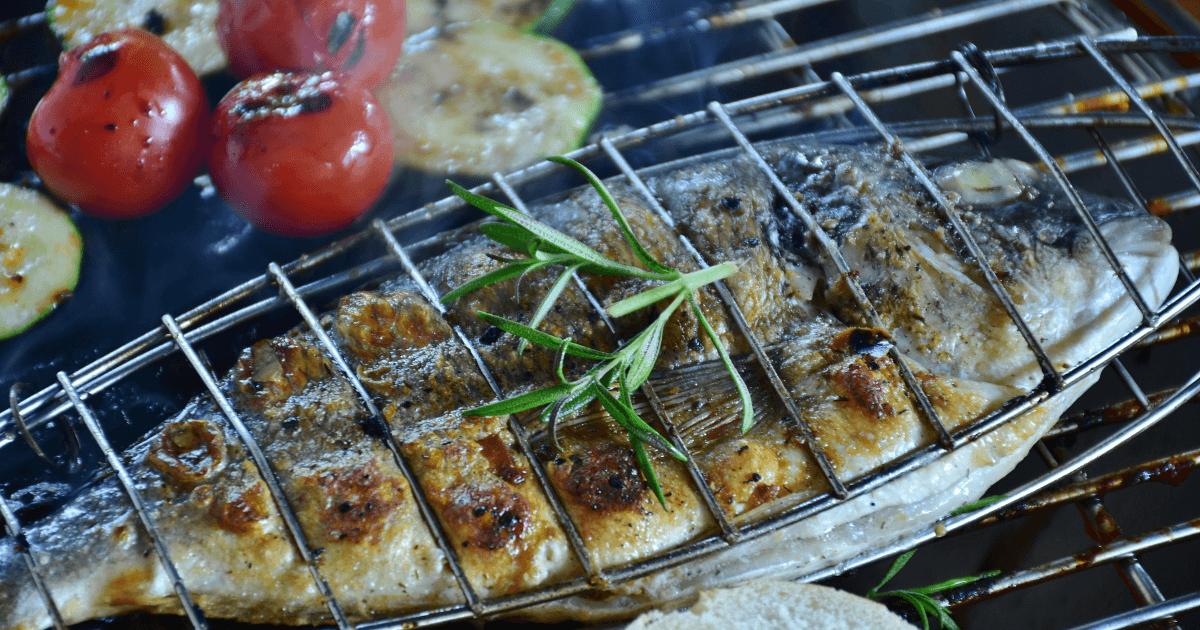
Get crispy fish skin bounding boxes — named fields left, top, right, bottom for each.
left=0, top=141, right=1178, bottom=628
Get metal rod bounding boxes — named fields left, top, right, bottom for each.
left=54, top=372, right=209, bottom=630
left=712, top=97, right=948, bottom=474
left=1036, top=71, right=1200, bottom=115
left=0, top=493, right=66, bottom=630
left=487, top=172, right=743, bottom=545
left=803, top=348, right=1200, bottom=585
left=976, top=446, right=1200, bottom=527
left=264, top=263, right=483, bottom=614
left=829, top=70, right=1065, bottom=394
left=604, top=0, right=1066, bottom=107
left=6, top=39, right=1200, bottom=450
left=1085, top=127, right=1197, bottom=285
left=1079, top=37, right=1200, bottom=196
left=1063, top=592, right=1200, bottom=630
left=930, top=517, right=1200, bottom=611
left=598, top=138, right=772, bottom=541
left=579, top=0, right=837, bottom=58
left=159, top=315, right=356, bottom=630
left=951, top=48, right=1159, bottom=326
left=1035, top=442, right=1174, bottom=617
left=371, top=217, right=605, bottom=595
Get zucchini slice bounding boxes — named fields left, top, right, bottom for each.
left=47, top=0, right=226, bottom=76
left=0, top=184, right=82, bottom=340
left=377, top=21, right=602, bottom=176
left=406, top=0, right=553, bottom=35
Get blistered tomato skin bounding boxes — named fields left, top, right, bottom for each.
left=209, top=71, right=394, bottom=237
left=26, top=28, right=210, bottom=219
left=217, top=0, right=406, bottom=89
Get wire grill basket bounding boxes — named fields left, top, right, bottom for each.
left=1, top=1, right=1200, bottom=629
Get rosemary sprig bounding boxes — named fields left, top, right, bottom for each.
left=866, top=549, right=1000, bottom=630
left=948, top=494, right=1007, bottom=517
left=442, top=156, right=754, bottom=506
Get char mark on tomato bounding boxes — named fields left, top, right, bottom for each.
left=73, top=43, right=120, bottom=86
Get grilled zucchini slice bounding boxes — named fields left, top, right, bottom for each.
left=406, top=0, right=553, bottom=35
left=377, top=21, right=601, bottom=176
left=47, top=0, right=226, bottom=76
left=0, top=184, right=82, bottom=340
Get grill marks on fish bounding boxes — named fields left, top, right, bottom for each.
left=0, top=141, right=1179, bottom=629
left=400, top=413, right=575, bottom=594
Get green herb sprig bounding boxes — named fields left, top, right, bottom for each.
left=948, top=494, right=1007, bottom=517
left=867, top=549, right=1000, bottom=630
left=442, top=156, right=754, bottom=506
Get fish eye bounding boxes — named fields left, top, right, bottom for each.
left=934, top=158, right=1040, bottom=208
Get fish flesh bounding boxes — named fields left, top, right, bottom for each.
left=0, top=139, right=1178, bottom=627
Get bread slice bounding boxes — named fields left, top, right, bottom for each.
left=626, top=579, right=914, bottom=629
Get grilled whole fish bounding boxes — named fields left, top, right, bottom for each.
left=0, top=140, right=1178, bottom=628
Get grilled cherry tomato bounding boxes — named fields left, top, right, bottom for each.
left=217, top=0, right=406, bottom=88
left=26, top=28, right=210, bottom=219
left=208, top=71, right=393, bottom=237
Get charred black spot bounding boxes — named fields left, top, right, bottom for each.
left=445, top=488, right=529, bottom=550
left=557, top=444, right=646, bottom=512
left=744, top=237, right=760, bottom=247
left=480, top=326, right=502, bottom=345
left=769, top=195, right=819, bottom=267
left=74, top=43, right=120, bottom=86
left=687, top=337, right=704, bottom=352
left=401, top=400, right=413, bottom=409
left=327, top=11, right=356, bottom=54
left=338, top=502, right=352, bottom=513
left=847, top=328, right=889, bottom=355
left=750, top=472, right=762, bottom=482
left=504, top=88, right=535, bottom=112
left=300, top=92, right=333, bottom=114
left=346, top=32, right=367, bottom=69
left=143, top=9, right=167, bottom=35
left=361, top=414, right=390, bottom=440
left=722, top=196, right=741, bottom=210
left=233, top=87, right=333, bottom=120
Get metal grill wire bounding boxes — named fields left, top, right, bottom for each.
left=1, top=1, right=1200, bottom=629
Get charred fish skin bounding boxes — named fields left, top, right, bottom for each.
left=0, top=140, right=1179, bottom=629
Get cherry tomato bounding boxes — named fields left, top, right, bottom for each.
left=217, top=0, right=406, bottom=89
left=208, top=71, right=393, bottom=237
left=26, top=28, right=210, bottom=219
